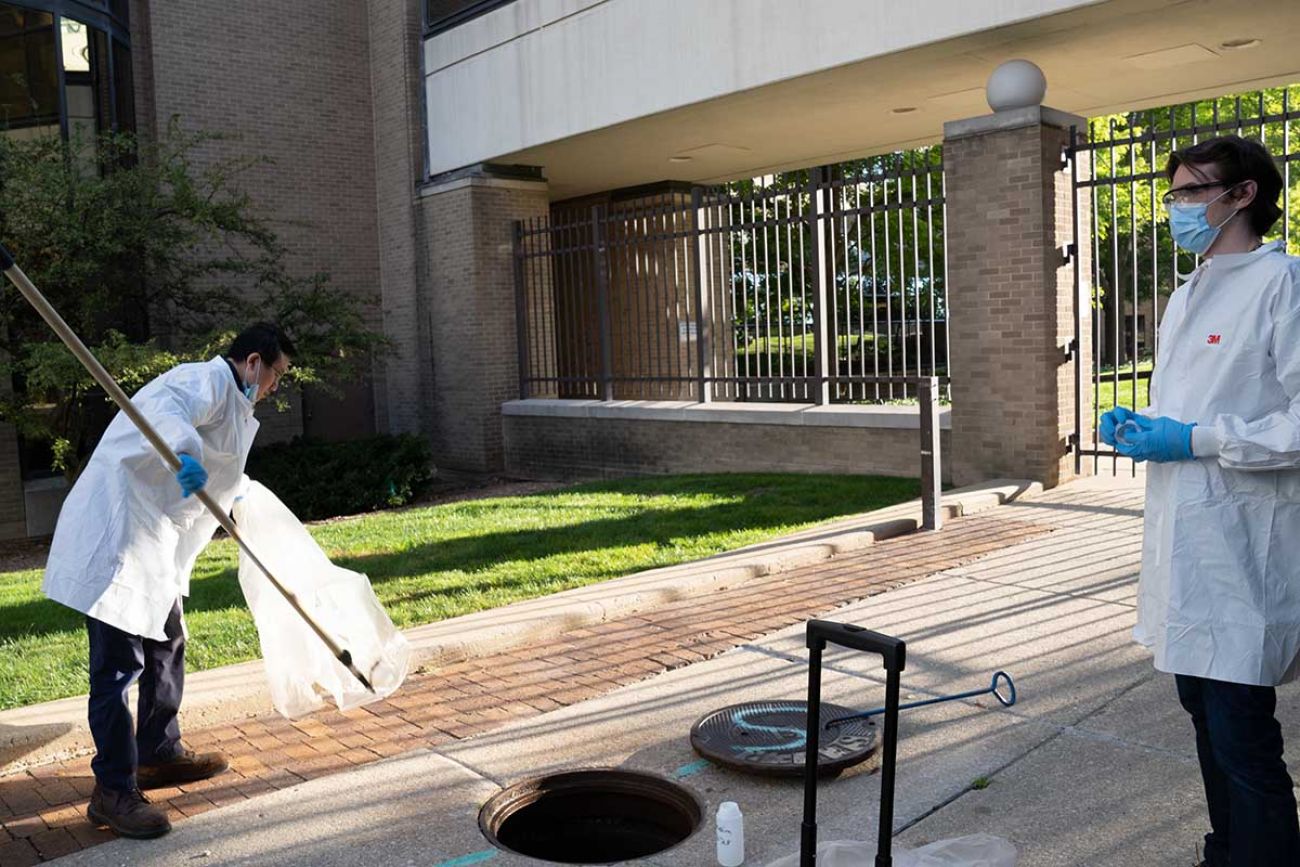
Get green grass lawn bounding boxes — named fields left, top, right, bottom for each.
left=1094, top=361, right=1153, bottom=416
left=0, top=473, right=919, bottom=710
left=738, top=333, right=878, bottom=358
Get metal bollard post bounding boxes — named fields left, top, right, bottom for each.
left=919, top=376, right=942, bottom=531
left=592, top=203, right=614, bottom=402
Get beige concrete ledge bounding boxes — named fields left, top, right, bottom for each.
left=502, top=399, right=953, bottom=430
left=943, top=104, right=1086, bottom=140
left=0, top=478, right=1036, bottom=775
left=418, top=175, right=550, bottom=197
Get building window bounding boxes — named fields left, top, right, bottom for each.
left=425, top=0, right=518, bottom=36
left=1, top=1, right=132, bottom=482
left=0, top=6, right=59, bottom=136
left=0, top=0, right=132, bottom=142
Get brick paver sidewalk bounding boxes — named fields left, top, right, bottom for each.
left=0, top=512, right=1048, bottom=865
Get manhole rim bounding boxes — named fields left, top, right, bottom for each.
left=478, top=767, right=706, bottom=865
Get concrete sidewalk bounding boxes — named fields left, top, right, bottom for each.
left=41, top=470, right=1294, bottom=866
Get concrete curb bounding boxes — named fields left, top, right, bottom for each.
left=0, top=478, right=1040, bottom=775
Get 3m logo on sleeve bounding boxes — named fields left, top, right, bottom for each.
left=1207, top=334, right=1222, bottom=345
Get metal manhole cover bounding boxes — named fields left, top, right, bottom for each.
left=690, top=700, right=877, bottom=777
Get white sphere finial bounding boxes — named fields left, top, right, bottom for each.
left=986, top=60, right=1047, bottom=112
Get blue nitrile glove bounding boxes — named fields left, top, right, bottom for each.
left=1115, top=417, right=1196, bottom=463
left=1098, top=406, right=1141, bottom=446
left=176, top=454, right=208, bottom=498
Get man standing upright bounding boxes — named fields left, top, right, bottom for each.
left=1101, top=136, right=1300, bottom=866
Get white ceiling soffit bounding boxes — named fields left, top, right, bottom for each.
left=480, top=0, right=1300, bottom=198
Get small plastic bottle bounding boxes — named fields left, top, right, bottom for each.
left=1115, top=420, right=1141, bottom=446
left=716, top=801, right=745, bottom=866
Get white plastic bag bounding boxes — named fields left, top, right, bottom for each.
left=232, top=481, right=410, bottom=718
left=767, top=833, right=1016, bottom=866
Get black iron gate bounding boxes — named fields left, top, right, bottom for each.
left=514, top=152, right=949, bottom=405
left=1068, top=87, right=1300, bottom=474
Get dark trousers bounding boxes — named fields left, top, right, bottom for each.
left=86, top=599, right=186, bottom=791
left=1176, top=674, right=1300, bottom=866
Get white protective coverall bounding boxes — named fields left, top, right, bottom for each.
left=42, top=357, right=259, bottom=641
left=1136, top=240, right=1300, bottom=686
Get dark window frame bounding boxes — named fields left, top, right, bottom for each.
left=424, top=0, right=518, bottom=37
left=1, top=0, right=132, bottom=139
left=8, top=0, right=126, bottom=43
left=0, top=7, right=61, bottom=131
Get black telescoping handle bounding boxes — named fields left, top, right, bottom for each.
left=807, top=620, right=906, bottom=672
left=801, top=620, right=906, bottom=867
left=0, top=244, right=15, bottom=270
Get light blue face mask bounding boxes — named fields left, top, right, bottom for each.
left=243, top=360, right=261, bottom=402
left=1168, top=186, right=1239, bottom=255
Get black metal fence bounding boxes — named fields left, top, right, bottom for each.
left=1069, top=86, right=1300, bottom=472
left=514, top=150, right=949, bottom=405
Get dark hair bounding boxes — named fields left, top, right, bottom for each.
left=1166, top=135, right=1284, bottom=236
left=227, top=322, right=296, bottom=365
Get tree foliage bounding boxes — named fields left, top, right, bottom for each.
left=0, top=120, right=389, bottom=477
left=1086, top=84, right=1300, bottom=364
left=720, top=147, right=947, bottom=395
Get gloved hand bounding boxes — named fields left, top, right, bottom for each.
left=175, top=454, right=208, bottom=498
left=1115, top=416, right=1196, bottom=463
left=1099, top=406, right=1143, bottom=446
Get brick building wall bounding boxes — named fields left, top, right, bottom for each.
left=420, top=177, right=550, bottom=471
left=130, top=0, right=385, bottom=444
left=366, top=0, right=427, bottom=439
left=505, top=415, right=951, bottom=481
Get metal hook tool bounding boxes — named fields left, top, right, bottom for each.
left=826, top=670, right=1016, bottom=728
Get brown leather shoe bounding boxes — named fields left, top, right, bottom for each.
left=86, top=784, right=171, bottom=839
left=136, top=747, right=229, bottom=788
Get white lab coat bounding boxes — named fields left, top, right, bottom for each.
left=42, top=357, right=259, bottom=641
left=1135, top=240, right=1300, bottom=686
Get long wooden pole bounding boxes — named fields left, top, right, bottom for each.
left=0, top=243, right=373, bottom=692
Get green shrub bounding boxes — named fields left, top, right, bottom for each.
left=245, top=434, right=434, bottom=521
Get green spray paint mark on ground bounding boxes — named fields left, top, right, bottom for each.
left=673, top=758, right=713, bottom=778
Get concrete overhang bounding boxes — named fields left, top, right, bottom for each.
left=432, top=0, right=1300, bottom=199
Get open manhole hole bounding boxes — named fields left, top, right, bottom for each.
left=479, top=768, right=703, bottom=864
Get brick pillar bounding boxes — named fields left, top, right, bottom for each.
left=943, top=105, right=1091, bottom=488
left=419, top=166, right=550, bottom=473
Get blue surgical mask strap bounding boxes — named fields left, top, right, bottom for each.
left=1207, top=186, right=1241, bottom=231
left=243, top=360, right=261, bottom=401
